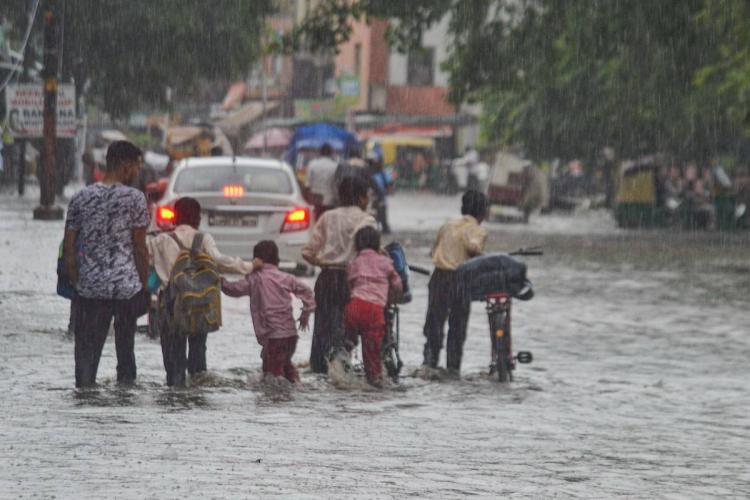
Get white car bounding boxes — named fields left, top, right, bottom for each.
left=154, top=156, right=312, bottom=273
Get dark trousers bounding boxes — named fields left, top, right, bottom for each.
left=160, top=326, right=208, bottom=387
left=422, top=269, right=471, bottom=371
left=262, top=336, right=299, bottom=382
left=74, top=294, right=140, bottom=387
left=374, top=198, right=391, bottom=234
left=310, top=268, right=350, bottom=373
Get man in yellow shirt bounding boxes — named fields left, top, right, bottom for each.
left=422, top=190, right=489, bottom=376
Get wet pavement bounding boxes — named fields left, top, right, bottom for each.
left=1, top=189, right=749, bottom=498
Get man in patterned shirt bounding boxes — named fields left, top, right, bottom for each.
left=63, top=141, right=150, bottom=387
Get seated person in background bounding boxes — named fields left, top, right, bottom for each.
left=684, top=179, right=716, bottom=230
left=221, top=241, right=315, bottom=382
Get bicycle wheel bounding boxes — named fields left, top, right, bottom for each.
left=493, top=313, right=510, bottom=383
left=381, top=307, right=402, bottom=382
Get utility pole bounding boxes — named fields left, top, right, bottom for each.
left=34, top=0, right=63, bottom=220
left=17, top=0, right=36, bottom=197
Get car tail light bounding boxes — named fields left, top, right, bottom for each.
left=281, top=207, right=310, bottom=232
left=223, top=184, right=245, bottom=198
left=156, top=205, right=176, bottom=228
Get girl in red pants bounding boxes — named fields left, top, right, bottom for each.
left=345, top=227, right=402, bottom=386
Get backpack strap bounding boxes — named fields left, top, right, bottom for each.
left=190, top=232, right=205, bottom=255
left=168, top=232, right=187, bottom=251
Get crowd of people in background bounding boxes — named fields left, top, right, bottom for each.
left=305, top=142, right=393, bottom=234
left=659, top=160, right=731, bottom=229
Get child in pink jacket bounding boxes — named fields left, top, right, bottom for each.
left=221, top=241, right=315, bottom=382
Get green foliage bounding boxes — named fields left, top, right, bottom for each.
left=286, top=0, right=750, bottom=162
left=65, top=0, right=274, bottom=118
left=693, top=0, right=750, bottom=132
left=2, top=1, right=274, bottom=118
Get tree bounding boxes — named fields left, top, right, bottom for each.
left=284, top=0, right=746, bottom=163
left=2, top=0, right=275, bottom=118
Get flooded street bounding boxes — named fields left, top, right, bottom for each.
left=1, top=191, right=749, bottom=498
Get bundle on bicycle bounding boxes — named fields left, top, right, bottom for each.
left=456, top=248, right=540, bottom=382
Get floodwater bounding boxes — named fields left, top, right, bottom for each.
left=1, top=191, right=749, bottom=498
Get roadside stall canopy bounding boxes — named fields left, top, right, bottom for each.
left=244, top=127, right=293, bottom=152
left=284, top=123, right=358, bottom=165
left=214, top=101, right=279, bottom=139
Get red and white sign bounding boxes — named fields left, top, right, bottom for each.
left=4, top=83, right=77, bottom=138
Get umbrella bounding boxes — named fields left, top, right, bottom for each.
left=284, top=123, right=358, bottom=164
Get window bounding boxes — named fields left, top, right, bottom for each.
left=354, top=43, right=362, bottom=75
left=174, top=166, right=293, bottom=194
left=407, top=47, right=435, bottom=86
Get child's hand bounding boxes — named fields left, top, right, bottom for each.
left=297, top=313, right=310, bottom=332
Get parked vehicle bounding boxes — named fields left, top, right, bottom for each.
left=614, top=161, right=747, bottom=230
left=487, top=152, right=532, bottom=208
left=154, top=156, right=312, bottom=273
left=366, top=135, right=441, bottom=190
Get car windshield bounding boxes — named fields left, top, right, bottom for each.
left=173, top=165, right=293, bottom=195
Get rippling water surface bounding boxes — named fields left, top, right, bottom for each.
left=1, top=193, right=749, bottom=498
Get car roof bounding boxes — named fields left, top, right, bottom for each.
left=177, top=156, right=288, bottom=170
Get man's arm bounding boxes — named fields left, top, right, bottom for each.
left=63, top=228, right=79, bottom=286
left=301, top=215, right=326, bottom=266
left=465, top=226, right=487, bottom=257
left=130, top=191, right=151, bottom=289
left=306, top=163, right=315, bottom=188
left=132, top=227, right=149, bottom=289
left=203, top=234, right=255, bottom=275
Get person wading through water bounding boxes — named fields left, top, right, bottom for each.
left=63, top=141, right=150, bottom=387
left=302, top=176, right=377, bottom=374
left=147, top=197, right=255, bottom=387
left=421, top=190, right=489, bottom=378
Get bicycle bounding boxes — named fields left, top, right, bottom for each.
left=484, top=248, right=540, bottom=382
left=453, top=248, right=541, bottom=382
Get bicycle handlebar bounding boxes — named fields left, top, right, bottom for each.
left=408, top=265, right=432, bottom=276
left=407, top=248, right=542, bottom=277
left=509, top=247, right=544, bottom=256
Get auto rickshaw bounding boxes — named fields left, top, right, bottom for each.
left=366, top=136, right=440, bottom=190
left=614, top=161, right=747, bottom=229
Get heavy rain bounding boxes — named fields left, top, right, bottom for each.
left=1, top=1, right=749, bottom=498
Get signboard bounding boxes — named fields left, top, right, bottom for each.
left=294, top=76, right=360, bottom=120
left=339, top=74, right=360, bottom=97
left=4, top=83, right=77, bottom=138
